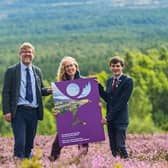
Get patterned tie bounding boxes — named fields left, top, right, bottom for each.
left=25, top=67, right=33, bottom=103
left=112, top=78, right=117, bottom=91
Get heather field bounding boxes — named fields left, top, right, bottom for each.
left=0, top=134, right=167, bottom=168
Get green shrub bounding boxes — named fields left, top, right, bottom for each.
left=128, top=114, right=159, bottom=133
left=0, top=111, right=12, bottom=136
left=37, top=109, right=56, bottom=135
left=21, top=149, right=42, bottom=168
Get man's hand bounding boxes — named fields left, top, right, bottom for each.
left=47, top=87, right=52, bottom=94
left=4, top=113, right=12, bottom=122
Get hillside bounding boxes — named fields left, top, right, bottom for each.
left=1, top=0, right=168, bottom=41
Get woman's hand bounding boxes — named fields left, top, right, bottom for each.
left=54, top=109, right=60, bottom=117
left=101, top=118, right=107, bottom=125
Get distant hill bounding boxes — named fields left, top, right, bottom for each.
left=0, top=0, right=168, bottom=80
left=1, top=0, right=168, bottom=7
left=1, top=0, right=168, bottom=36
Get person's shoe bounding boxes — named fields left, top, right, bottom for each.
left=13, top=156, right=23, bottom=166
left=118, top=149, right=128, bottom=159
left=78, top=146, right=88, bottom=156
left=25, top=153, right=33, bottom=159
left=121, top=154, right=129, bottom=159
left=112, top=151, right=117, bottom=157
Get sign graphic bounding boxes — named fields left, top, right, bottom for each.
left=51, top=78, right=105, bottom=146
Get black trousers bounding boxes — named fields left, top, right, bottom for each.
left=50, top=134, right=89, bottom=160
left=12, top=106, right=38, bottom=158
left=107, top=123, right=128, bottom=158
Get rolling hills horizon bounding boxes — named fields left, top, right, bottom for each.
left=0, top=0, right=168, bottom=80
left=1, top=0, right=168, bottom=41
left=1, top=0, right=168, bottom=8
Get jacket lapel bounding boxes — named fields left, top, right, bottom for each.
left=108, top=77, right=113, bottom=93
left=117, top=74, right=127, bottom=88
left=32, top=65, right=40, bottom=92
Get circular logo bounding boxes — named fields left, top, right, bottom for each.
left=66, top=83, right=80, bottom=97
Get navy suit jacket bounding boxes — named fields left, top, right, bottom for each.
left=2, top=63, right=49, bottom=120
left=99, top=74, right=133, bottom=127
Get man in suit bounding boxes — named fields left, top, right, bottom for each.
left=99, top=56, right=133, bottom=158
left=2, top=42, right=51, bottom=160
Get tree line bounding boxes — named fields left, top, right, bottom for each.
left=0, top=45, right=168, bottom=136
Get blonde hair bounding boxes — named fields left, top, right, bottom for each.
left=19, top=42, right=35, bottom=53
left=57, top=56, right=79, bottom=81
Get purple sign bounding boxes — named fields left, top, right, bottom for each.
left=51, top=78, right=105, bottom=147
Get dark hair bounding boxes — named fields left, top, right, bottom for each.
left=109, top=56, right=124, bottom=67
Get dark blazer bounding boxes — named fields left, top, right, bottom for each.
left=99, top=74, right=133, bottom=126
left=2, top=63, right=49, bottom=120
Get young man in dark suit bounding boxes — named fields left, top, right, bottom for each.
left=2, top=42, right=51, bottom=161
left=99, top=56, right=133, bottom=158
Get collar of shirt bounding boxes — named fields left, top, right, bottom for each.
left=113, top=73, right=123, bottom=80
left=20, top=62, right=33, bottom=73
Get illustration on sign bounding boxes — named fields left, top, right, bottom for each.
left=51, top=78, right=105, bottom=146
